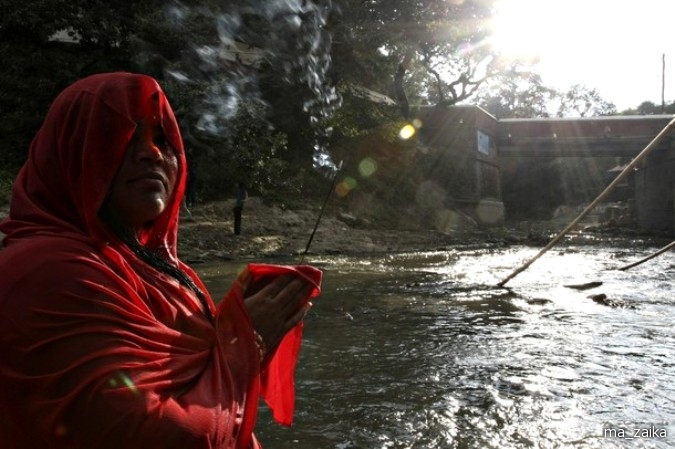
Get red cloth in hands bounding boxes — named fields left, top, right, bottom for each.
left=219, top=263, right=322, bottom=426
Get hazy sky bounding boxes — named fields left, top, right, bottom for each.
left=492, top=0, right=675, bottom=111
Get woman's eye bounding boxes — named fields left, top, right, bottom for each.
left=154, top=131, right=179, bottom=162
left=154, top=132, right=169, bottom=148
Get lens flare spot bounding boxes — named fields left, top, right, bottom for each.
left=415, top=180, right=446, bottom=209
left=109, top=371, right=140, bottom=396
left=54, top=423, right=69, bottom=438
left=399, top=124, right=416, bottom=140
left=412, top=118, right=423, bottom=129
left=476, top=199, right=505, bottom=224
left=434, top=209, right=461, bottom=232
left=336, top=183, right=348, bottom=197
left=336, top=177, right=358, bottom=197
left=119, top=372, right=139, bottom=395
left=358, top=158, right=378, bottom=177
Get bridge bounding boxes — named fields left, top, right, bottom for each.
left=497, top=115, right=674, bottom=158
left=415, top=106, right=675, bottom=235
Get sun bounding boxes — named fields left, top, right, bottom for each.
left=490, top=0, right=550, bottom=59
left=490, top=0, right=660, bottom=61
left=489, top=0, right=636, bottom=60
left=488, top=1, right=634, bottom=87
left=489, top=0, right=675, bottom=110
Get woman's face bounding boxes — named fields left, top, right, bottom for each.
left=101, top=119, right=179, bottom=235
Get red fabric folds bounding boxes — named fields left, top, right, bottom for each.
left=220, top=264, right=322, bottom=427
left=0, top=72, right=322, bottom=449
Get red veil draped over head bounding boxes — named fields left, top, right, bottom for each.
left=0, top=73, right=321, bottom=449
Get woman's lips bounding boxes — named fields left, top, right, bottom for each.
left=131, top=172, right=168, bottom=190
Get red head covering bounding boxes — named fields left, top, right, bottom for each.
left=1, top=72, right=186, bottom=259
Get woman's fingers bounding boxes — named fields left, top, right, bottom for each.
left=244, top=274, right=315, bottom=351
left=254, top=275, right=311, bottom=315
left=253, top=274, right=293, bottom=298
left=276, top=278, right=312, bottom=316
left=285, top=300, right=313, bottom=330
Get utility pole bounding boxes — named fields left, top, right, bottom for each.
left=662, top=53, right=666, bottom=113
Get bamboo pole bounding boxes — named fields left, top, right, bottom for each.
left=299, top=161, right=343, bottom=263
left=618, top=239, right=675, bottom=271
left=496, top=117, right=675, bottom=288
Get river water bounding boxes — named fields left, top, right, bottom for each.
left=196, top=241, right=675, bottom=448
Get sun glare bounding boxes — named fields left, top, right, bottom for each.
left=489, top=0, right=675, bottom=109
left=491, top=0, right=549, bottom=58
left=492, top=0, right=675, bottom=63
left=491, top=0, right=664, bottom=62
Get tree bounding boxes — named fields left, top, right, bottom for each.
left=150, top=0, right=340, bottom=173
left=326, top=0, right=507, bottom=116
left=555, top=84, right=617, bottom=117
left=0, top=0, right=164, bottom=172
left=474, top=73, right=619, bottom=119
left=0, top=0, right=336, bottom=200
left=635, top=101, right=659, bottom=115
left=473, top=68, right=556, bottom=118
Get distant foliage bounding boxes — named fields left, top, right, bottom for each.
left=556, top=85, right=617, bottom=117
left=474, top=71, right=618, bottom=119
left=472, top=69, right=556, bottom=118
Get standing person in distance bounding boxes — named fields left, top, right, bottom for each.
left=233, top=182, right=248, bottom=235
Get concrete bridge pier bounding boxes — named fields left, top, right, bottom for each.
left=635, top=146, right=675, bottom=235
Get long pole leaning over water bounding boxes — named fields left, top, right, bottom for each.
left=618, top=239, right=675, bottom=271
left=299, top=160, right=343, bottom=264
left=496, top=117, right=675, bottom=288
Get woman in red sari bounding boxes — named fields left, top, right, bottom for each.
left=0, top=72, right=321, bottom=448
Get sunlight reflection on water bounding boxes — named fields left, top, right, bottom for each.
left=196, top=244, right=675, bottom=449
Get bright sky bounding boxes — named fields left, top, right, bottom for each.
left=491, top=0, right=675, bottom=111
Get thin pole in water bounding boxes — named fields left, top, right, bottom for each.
left=299, top=160, right=343, bottom=264
left=496, top=117, right=675, bottom=288
left=618, top=239, right=675, bottom=271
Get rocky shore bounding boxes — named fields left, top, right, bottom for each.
left=176, top=197, right=493, bottom=263
left=2, top=198, right=667, bottom=265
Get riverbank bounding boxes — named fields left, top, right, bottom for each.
left=0, top=197, right=493, bottom=262
left=176, top=198, right=666, bottom=264
left=177, top=197, right=490, bottom=263
left=2, top=198, right=668, bottom=263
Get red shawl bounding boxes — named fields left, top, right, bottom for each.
left=0, top=72, right=321, bottom=449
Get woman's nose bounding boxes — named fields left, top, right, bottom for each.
left=135, top=138, right=163, bottom=163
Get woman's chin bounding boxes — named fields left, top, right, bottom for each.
left=129, top=197, right=170, bottom=230
left=143, top=197, right=169, bottom=219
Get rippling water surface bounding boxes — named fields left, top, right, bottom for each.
left=197, top=244, right=675, bottom=448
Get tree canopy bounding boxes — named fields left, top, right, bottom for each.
left=327, top=0, right=504, bottom=115
left=0, top=0, right=666, bottom=204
